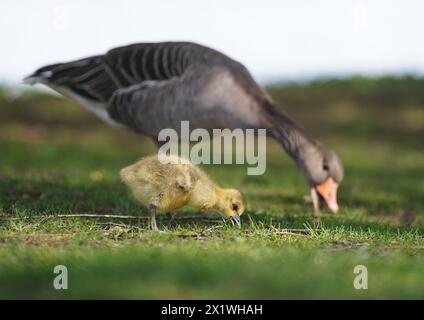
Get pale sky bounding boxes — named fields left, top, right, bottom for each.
left=1, top=0, right=424, bottom=85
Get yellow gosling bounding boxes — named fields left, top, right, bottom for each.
left=120, top=155, right=245, bottom=230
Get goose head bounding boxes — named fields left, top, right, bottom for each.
left=300, top=145, right=344, bottom=213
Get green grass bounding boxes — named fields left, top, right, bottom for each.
left=1, top=76, right=424, bottom=299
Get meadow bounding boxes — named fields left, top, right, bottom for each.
left=0, top=76, right=423, bottom=299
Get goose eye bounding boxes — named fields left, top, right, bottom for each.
left=232, top=203, right=238, bottom=211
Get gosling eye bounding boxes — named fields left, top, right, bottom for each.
left=323, top=163, right=329, bottom=171
left=232, top=203, right=238, bottom=211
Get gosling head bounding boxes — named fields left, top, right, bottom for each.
left=215, top=188, right=245, bottom=227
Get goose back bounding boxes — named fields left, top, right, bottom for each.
left=26, top=42, right=266, bottom=137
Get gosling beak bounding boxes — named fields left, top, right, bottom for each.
left=316, top=177, right=339, bottom=213
left=230, top=215, right=241, bottom=228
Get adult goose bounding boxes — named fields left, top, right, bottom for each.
left=24, top=41, right=343, bottom=214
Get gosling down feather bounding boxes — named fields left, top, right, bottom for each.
left=120, top=155, right=245, bottom=230
left=25, top=41, right=343, bottom=213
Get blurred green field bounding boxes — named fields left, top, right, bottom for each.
left=0, top=76, right=423, bottom=299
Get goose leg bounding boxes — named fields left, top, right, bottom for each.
left=310, top=188, right=322, bottom=217
left=148, top=204, right=158, bottom=231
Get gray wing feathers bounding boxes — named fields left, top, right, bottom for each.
left=25, top=56, right=119, bottom=102
left=25, top=43, right=198, bottom=104
left=25, top=42, right=230, bottom=104
left=103, top=42, right=190, bottom=86
left=108, top=78, right=183, bottom=133
left=25, top=42, right=260, bottom=134
left=107, top=64, right=262, bottom=136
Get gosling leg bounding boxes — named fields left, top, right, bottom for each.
left=148, top=204, right=158, bottom=231
left=167, top=212, right=178, bottom=227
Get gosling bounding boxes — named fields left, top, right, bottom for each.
left=120, top=155, right=245, bottom=230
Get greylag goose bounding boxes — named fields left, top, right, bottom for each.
left=24, top=42, right=343, bottom=214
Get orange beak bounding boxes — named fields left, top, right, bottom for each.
left=316, top=177, right=339, bottom=213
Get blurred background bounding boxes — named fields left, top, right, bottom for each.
left=1, top=0, right=424, bottom=84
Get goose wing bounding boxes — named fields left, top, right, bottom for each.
left=24, top=42, right=201, bottom=103
left=25, top=42, right=263, bottom=133
left=24, top=42, right=207, bottom=129
left=107, top=63, right=265, bottom=137
left=24, top=55, right=118, bottom=102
